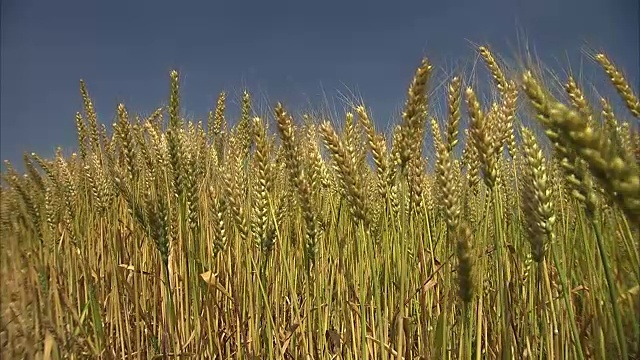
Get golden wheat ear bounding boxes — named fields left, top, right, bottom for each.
left=594, top=53, right=640, bottom=118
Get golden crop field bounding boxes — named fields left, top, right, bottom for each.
left=1, top=45, right=639, bottom=359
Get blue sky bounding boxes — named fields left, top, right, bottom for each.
left=1, top=0, right=638, bottom=168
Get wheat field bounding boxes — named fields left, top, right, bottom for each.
left=1, top=45, right=639, bottom=359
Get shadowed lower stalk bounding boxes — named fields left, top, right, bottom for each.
left=589, top=213, right=628, bottom=358
left=547, top=233, right=584, bottom=359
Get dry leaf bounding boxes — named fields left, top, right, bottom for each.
left=200, top=271, right=233, bottom=300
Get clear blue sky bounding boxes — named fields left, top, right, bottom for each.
left=1, top=0, right=638, bottom=168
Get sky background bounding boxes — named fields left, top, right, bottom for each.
left=1, top=0, right=638, bottom=169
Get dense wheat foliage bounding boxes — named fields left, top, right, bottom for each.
left=1, top=46, right=639, bottom=359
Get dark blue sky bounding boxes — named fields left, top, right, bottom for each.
left=1, top=0, right=638, bottom=168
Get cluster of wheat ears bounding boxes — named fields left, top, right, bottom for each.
left=1, top=45, right=639, bottom=360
